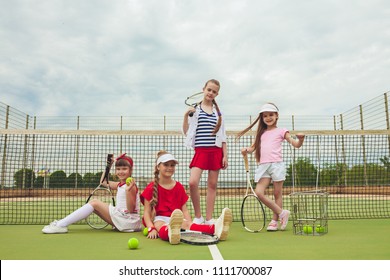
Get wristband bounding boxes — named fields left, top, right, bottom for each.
left=148, top=227, right=156, bottom=233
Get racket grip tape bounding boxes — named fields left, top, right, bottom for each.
left=101, top=154, right=114, bottom=183
left=243, top=154, right=249, bottom=172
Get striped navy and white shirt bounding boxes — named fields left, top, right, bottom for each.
left=194, top=109, right=217, bottom=147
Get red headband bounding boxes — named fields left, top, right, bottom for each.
left=116, top=153, right=133, bottom=167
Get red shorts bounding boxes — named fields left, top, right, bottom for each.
left=189, top=147, right=223, bottom=170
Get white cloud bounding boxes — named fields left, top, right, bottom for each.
left=1, top=0, right=389, bottom=118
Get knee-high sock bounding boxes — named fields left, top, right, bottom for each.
left=190, top=223, right=215, bottom=235
left=57, top=203, right=94, bottom=227
left=159, top=225, right=169, bottom=241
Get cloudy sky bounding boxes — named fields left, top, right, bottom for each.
left=1, top=0, right=389, bottom=117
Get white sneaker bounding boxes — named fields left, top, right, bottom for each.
left=279, top=210, right=290, bottom=231
left=168, top=209, right=183, bottom=245
left=192, top=216, right=205, bottom=224
left=42, top=220, right=68, bottom=234
left=214, top=208, right=232, bottom=241
left=205, top=219, right=215, bottom=225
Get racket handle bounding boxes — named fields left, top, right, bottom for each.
left=106, top=154, right=114, bottom=166
left=101, top=154, right=114, bottom=184
left=189, top=112, right=194, bottom=117
left=243, top=154, right=249, bottom=172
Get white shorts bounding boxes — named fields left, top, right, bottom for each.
left=109, top=204, right=142, bottom=232
left=154, top=215, right=170, bottom=224
left=154, top=215, right=188, bottom=225
left=254, top=162, right=286, bottom=182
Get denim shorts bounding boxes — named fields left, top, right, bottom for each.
left=254, top=162, right=286, bottom=182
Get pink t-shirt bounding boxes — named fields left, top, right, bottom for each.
left=259, top=128, right=288, bottom=164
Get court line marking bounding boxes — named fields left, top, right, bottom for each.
left=208, top=244, right=224, bottom=260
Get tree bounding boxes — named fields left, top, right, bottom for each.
left=49, top=170, right=67, bottom=189
left=83, top=172, right=100, bottom=188
left=66, top=173, right=84, bottom=188
left=290, top=157, right=317, bottom=187
left=14, top=168, right=35, bottom=189
left=319, top=163, right=348, bottom=186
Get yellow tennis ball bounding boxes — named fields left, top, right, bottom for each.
left=126, top=177, right=133, bottom=185
left=143, top=227, right=148, bottom=236
left=316, top=225, right=325, bottom=233
left=303, top=225, right=313, bottom=234
left=128, top=237, right=139, bottom=249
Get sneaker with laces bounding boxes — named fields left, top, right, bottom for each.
left=205, top=219, right=215, bottom=225
left=192, top=216, right=205, bottom=224
left=168, top=209, right=183, bottom=245
left=267, top=220, right=278, bottom=231
left=42, top=220, right=68, bottom=234
left=214, top=208, right=232, bottom=241
left=279, top=210, right=290, bottom=230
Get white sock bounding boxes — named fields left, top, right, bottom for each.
left=57, top=204, right=94, bottom=227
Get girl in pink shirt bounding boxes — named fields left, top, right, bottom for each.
left=236, top=103, right=304, bottom=231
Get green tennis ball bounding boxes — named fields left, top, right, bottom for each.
left=126, top=177, right=133, bottom=185
left=303, top=225, right=313, bottom=234
left=128, top=238, right=139, bottom=249
left=316, top=225, right=325, bottom=233
left=143, top=227, right=148, bottom=236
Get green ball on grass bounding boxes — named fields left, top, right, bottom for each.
left=143, top=227, right=149, bottom=236
left=128, top=238, right=139, bottom=249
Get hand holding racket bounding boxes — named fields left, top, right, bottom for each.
left=184, top=91, right=203, bottom=117
left=240, top=153, right=266, bottom=232
left=86, top=154, right=115, bottom=229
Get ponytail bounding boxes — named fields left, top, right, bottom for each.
left=150, top=150, right=169, bottom=212
left=212, top=99, right=222, bottom=135
left=236, top=114, right=267, bottom=163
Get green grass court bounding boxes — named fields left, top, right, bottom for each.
left=1, top=219, right=389, bottom=260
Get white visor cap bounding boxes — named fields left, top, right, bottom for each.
left=259, top=103, right=279, bottom=114
left=156, top=154, right=179, bottom=165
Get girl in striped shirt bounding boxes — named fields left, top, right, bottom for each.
left=182, top=79, right=228, bottom=225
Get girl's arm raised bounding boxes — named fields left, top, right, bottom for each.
left=99, top=170, right=118, bottom=190
left=286, top=132, right=305, bottom=148
left=125, top=180, right=137, bottom=213
left=182, top=108, right=195, bottom=135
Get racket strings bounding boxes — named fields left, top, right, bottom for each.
left=180, top=231, right=218, bottom=245
left=241, top=195, right=265, bottom=232
left=86, top=188, right=114, bottom=229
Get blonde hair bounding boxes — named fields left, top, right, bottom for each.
left=149, top=150, right=169, bottom=211
left=236, top=102, right=279, bottom=163
left=204, top=79, right=222, bottom=134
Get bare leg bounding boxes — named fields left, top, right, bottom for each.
left=206, top=170, right=219, bottom=221
left=272, top=181, right=284, bottom=221
left=189, top=167, right=203, bottom=218
left=89, top=200, right=114, bottom=225
left=255, top=178, right=282, bottom=217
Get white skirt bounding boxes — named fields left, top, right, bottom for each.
left=109, top=204, right=141, bottom=232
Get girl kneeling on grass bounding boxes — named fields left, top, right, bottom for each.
left=42, top=154, right=141, bottom=234
left=141, top=150, right=232, bottom=244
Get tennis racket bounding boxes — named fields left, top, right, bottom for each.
left=86, top=154, right=115, bottom=229
left=240, top=153, right=266, bottom=232
left=184, top=91, right=203, bottom=117
left=180, top=229, right=219, bottom=245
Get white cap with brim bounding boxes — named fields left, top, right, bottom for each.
left=156, top=154, right=179, bottom=165
left=259, top=103, right=278, bottom=114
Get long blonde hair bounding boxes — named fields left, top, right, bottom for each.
left=204, top=79, right=222, bottom=135
left=149, top=150, right=169, bottom=212
left=236, top=103, right=279, bottom=163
